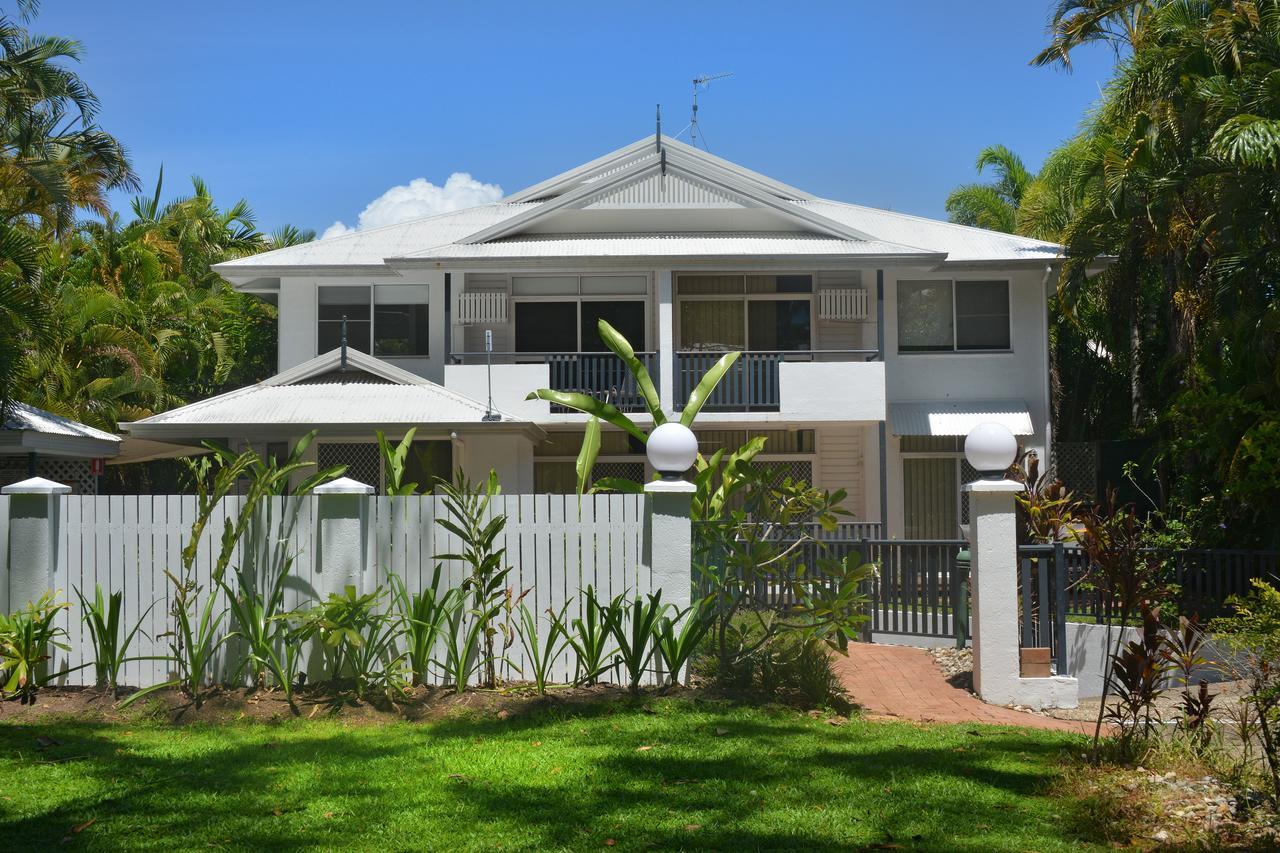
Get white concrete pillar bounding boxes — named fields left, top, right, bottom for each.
left=2, top=477, right=71, bottom=615
left=966, top=478, right=1078, bottom=710
left=655, top=269, right=675, bottom=415
left=313, top=477, right=374, bottom=599
left=643, top=479, right=694, bottom=682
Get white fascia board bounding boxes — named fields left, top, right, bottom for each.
left=0, top=432, right=120, bottom=458
left=389, top=254, right=947, bottom=271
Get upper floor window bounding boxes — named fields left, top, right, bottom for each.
left=317, top=285, right=429, bottom=357
left=677, top=274, right=813, bottom=352
left=897, top=279, right=1010, bottom=353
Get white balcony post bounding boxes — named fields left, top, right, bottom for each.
left=2, top=477, right=71, bottom=616
left=656, top=269, right=675, bottom=415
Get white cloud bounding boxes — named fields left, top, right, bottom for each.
left=321, top=172, right=503, bottom=239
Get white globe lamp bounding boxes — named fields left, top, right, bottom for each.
left=964, top=422, right=1018, bottom=480
left=646, top=422, right=699, bottom=480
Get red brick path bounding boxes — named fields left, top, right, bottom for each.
left=832, top=643, right=1096, bottom=734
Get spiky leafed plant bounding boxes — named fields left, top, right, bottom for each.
left=527, top=319, right=740, bottom=493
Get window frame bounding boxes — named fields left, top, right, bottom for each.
left=675, top=272, right=816, bottom=353
left=511, top=294, right=651, bottom=355
left=896, top=277, right=1012, bottom=355
left=316, top=284, right=431, bottom=359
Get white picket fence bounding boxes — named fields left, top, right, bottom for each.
left=2, top=493, right=652, bottom=690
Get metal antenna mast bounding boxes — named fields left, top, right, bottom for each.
left=690, top=72, right=733, bottom=149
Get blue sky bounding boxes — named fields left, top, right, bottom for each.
left=37, top=1, right=1117, bottom=235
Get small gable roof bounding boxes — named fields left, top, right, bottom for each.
left=121, top=349, right=538, bottom=439
left=1, top=401, right=121, bottom=458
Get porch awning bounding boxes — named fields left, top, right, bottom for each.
left=889, top=400, right=1034, bottom=437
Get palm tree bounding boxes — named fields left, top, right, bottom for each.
left=944, top=145, right=1034, bottom=234
left=1031, top=0, right=1160, bottom=70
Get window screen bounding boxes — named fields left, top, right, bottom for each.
left=515, top=302, right=577, bottom=352
left=955, top=281, right=1010, bottom=350
left=897, top=281, right=953, bottom=352
left=318, top=286, right=371, bottom=353
left=374, top=304, right=429, bottom=356
left=582, top=301, right=645, bottom=351
left=748, top=300, right=811, bottom=350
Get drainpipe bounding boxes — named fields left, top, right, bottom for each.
left=876, top=270, right=887, bottom=536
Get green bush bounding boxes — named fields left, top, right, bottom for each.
left=693, top=615, right=846, bottom=709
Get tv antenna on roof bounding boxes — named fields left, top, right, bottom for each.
left=690, top=72, right=733, bottom=150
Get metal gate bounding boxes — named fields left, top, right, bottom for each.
left=693, top=523, right=969, bottom=643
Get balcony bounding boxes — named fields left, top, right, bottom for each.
left=449, top=352, right=658, bottom=414
left=675, top=350, right=879, bottom=414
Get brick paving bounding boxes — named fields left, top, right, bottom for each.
left=833, top=642, right=1097, bottom=734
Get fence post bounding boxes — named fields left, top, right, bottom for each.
left=2, top=477, right=70, bottom=616
left=966, top=478, right=1078, bottom=710
left=313, top=477, right=375, bottom=598
left=643, top=479, right=694, bottom=682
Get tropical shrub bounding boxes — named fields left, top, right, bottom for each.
left=293, top=585, right=407, bottom=699
left=528, top=319, right=738, bottom=492
left=652, top=599, right=714, bottom=687
left=609, top=592, right=666, bottom=694
left=223, top=560, right=298, bottom=701
left=0, top=592, right=71, bottom=704
left=74, top=583, right=157, bottom=697
left=437, top=593, right=500, bottom=694
left=695, top=461, right=875, bottom=681
left=1102, top=605, right=1167, bottom=758
left=390, top=568, right=459, bottom=687
left=436, top=469, right=515, bottom=688
left=564, top=585, right=621, bottom=686
left=1211, top=580, right=1280, bottom=803
left=516, top=602, right=571, bottom=695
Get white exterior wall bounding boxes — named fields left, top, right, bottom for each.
left=277, top=272, right=448, bottom=383
left=458, top=432, right=535, bottom=492
left=881, top=267, right=1052, bottom=537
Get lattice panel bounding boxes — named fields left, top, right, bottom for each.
left=959, top=458, right=979, bottom=525
left=317, top=443, right=381, bottom=489
left=0, top=457, right=95, bottom=494
left=1051, top=442, right=1098, bottom=500
left=750, top=460, right=814, bottom=488
left=592, top=461, right=645, bottom=485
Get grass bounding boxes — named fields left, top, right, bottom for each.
left=0, top=698, right=1100, bottom=852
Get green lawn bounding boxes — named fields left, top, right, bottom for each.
left=0, top=699, right=1097, bottom=852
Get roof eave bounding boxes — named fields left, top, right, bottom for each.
left=386, top=252, right=949, bottom=270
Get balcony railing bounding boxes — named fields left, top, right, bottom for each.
left=450, top=351, right=659, bottom=414
left=675, top=349, right=878, bottom=412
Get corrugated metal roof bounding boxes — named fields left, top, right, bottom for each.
left=3, top=402, right=120, bottom=443
left=796, top=200, right=1061, bottom=263
left=127, top=382, right=515, bottom=428
left=402, top=232, right=937, bottom=260
left=124, top=348, right=528, bottom=431
left=214, top=203, right=536, bottom=270
left=890, top=400, right=1034, bottom=436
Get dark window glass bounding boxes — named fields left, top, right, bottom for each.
left=582, top=301, right=645, bottom=351
left=374, top=304, right=429, bottom=356
left=775, top=275, right=813, bottom=293
left=748, top=300, right=811, bottom=350
left=404, top=440, right=452, bottom=493
left=318, top=316, right=371, bottom=353
left=955, top=281, right=1010, bottom=350
left=897, top=281, right=954, bottom=352
left=515, top=302, right=577, bottom=352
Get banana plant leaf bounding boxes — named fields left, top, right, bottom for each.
left=679, top=350, right=741, bottom=427
left=590, top=476, right=645, bottom=494
left=596, top=319, right=665, bottom=424
left=576, top=416, right=602, bottom=495
left=525, top=389, right=647, bottom=442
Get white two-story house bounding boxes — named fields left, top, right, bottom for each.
left=121, top=135, right=1062, bottom=539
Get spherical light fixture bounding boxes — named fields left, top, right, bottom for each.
left=646, top=422, right=699, bottom=480
left=964, top=422, right=1018, bottom=480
